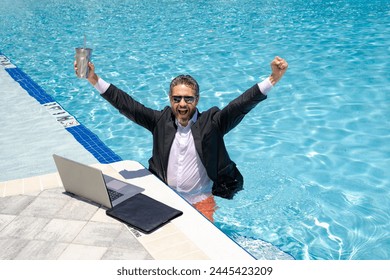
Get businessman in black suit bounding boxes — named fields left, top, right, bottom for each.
left=75, top=56, right=288, bottom=221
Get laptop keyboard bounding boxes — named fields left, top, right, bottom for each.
left=108, top=189, right=124, bottom=201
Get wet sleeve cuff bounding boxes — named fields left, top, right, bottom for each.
left=94, top=77, right=111, bottom=94
left=257, top=77, right=273, bottom=95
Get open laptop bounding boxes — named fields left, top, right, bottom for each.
left=53, top=154, right=183, bottom=233
left=53, top=154, right=144, bottom=208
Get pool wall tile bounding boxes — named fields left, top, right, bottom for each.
left=66, top=125, right=122, bottom=163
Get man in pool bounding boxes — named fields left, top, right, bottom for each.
left=74, top=56, right=288, bottom=222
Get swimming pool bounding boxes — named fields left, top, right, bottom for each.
left=1, top=0, right=389, bottom=260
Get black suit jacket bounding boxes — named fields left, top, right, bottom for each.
left=102, top=83, right=267, bottom=199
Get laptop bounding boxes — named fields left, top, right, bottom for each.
left=53, top=154, right=183, bottom=233
left=53, top=154, right=144, bottom=208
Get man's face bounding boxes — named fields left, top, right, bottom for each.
left=170, top=84, right=199, bottom=127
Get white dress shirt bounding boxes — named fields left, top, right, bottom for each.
left=167, top=110, right=213, bottom=204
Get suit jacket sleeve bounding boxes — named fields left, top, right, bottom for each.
left=101, top=84, right=161, bottom=132
left=214, top=84, right=267, bottom=135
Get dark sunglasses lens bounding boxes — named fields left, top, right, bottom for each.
left=184, top=97, right=195, bottom=103
left=172, top=96, right=182, bottom=103
left=172, top=96, right=196, bottom=103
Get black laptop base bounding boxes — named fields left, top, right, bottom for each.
left=106, top=193, right=183, bottom=234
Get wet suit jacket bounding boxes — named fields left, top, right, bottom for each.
left=101, top=83, right=267, bottom=199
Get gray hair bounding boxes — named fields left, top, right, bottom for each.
left=169, top=75, right=199, bottom=96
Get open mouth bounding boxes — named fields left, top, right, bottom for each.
left=178, top=109, right=188, bottom=115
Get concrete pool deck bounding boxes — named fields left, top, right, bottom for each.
left=0, top=161, right=257, bottom=260
left=0, top=54, right=293, bottom=260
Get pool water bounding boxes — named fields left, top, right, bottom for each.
left=1, top=0, right=389, bottom=259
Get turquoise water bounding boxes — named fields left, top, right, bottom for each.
left=1, top=0, right=389, bottom=259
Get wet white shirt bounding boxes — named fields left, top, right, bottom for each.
left=167, top=111, right=213, bottom=204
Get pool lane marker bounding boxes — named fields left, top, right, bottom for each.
left=0, top=53, right=122, bottom=164
left=1, top=55, right=78, bottom=128
left=43, top=102, right=80, bottom=128
left=0, top=55, right=16, bottom=68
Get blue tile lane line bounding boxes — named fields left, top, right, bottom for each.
left=6, top=67, right=56, bottom=104
left=67, top=126, right=122, bottom=163
left=2, top=52, right=122, bottom=164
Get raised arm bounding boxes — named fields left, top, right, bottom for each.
left=215, top=56, right=288, bottom=134
left=73, top=60, right=161, bottom=132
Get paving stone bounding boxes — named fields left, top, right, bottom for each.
left=37, top=218, right=87, bottom=243
left=58, top=244, right=107, bottom=260
left=55, top=197, right=100, bottom=221
left=90, top=207, right=122, bottom=224
left=0, top=216, right=50, bottom=239
left=0, top=214, right=16, bottom=232
left=72, top=221, right=123, bottom=247
left=20, top=196, right=69, bottom=218
left=0, top=195, right=35, bottom=215
left=0, top=238, right=30, bottom=259
left=38, top=187, right=71, bottom=199
left=111, top=227, right=146, bottom=250
left=14, top=240, right=69, bottom=260
left=0, top=184, right=159, bottom=260
left=102, top=247, right=153, bottom=260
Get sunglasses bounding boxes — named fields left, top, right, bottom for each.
left=171, top=95, right=197, bottom=104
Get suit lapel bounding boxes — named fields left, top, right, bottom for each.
left=161, top=115, right=177, bottom=180
left=191, top=112, right=204, bottom=162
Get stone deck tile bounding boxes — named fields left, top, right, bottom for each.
left=20, top=196, right=69, bottom=218
left=14, top=240, right=69, bottom=260
left=0, top=195, right=35, bottom=215
left=0, top=238, right=30, bottom=259
left=58, top=244, right=108, bottom=260
left=37, top=218, right=87, bottom=243
left=102, top=247, right=153, bottom=260
left=0, top=214, right=17, bottom=232
left=55, top=197, right=101, bottom=221
left=72, top=221, right=124, bottom=248
left=0, top=216, right=51, bottom=240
